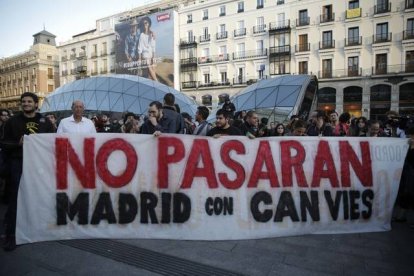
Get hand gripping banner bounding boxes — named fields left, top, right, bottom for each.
left=16, top=134, right=409, bottom=244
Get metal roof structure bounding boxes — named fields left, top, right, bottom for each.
left=40, top=75, right=198, bottom=116
left=208, top=75, right=318, bottom=122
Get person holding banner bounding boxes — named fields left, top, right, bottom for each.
left=207, top=109, right=241, bottom=137
left=1, top=92, right=55, bottom=251
left=57, top=100, right=96, bottom=134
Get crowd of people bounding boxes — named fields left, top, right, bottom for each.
left=0, top=92, right=413, bottom=251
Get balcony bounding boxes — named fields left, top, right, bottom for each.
left=202, top=16, right=208, bottom=20
left=180, top=37, right=197, bottom=47
left=371, top=64, right=414, bottom=75
left=345, top=36, right=362, bottom=47
left=296, top=17, right=310, bottom=27
left=198, top=56, right=212, bottom=64
left=199, top=54, right=229, bottom=64
left=199, top=34, right=210, bottom=43
left=320, top=13, right=335, bottom=23
left=346, top=8, right=361, bottom=19
left=234, top=28, right=246, bottom=37
left=269, top=20, right=290, bottom=33
left=180, top=57, right=198, bottom=67
left=269, top=45, right=290, bottom=56
left=374, top=3, right=391, bottom=14
left=219, top=12, right=225, bottom=17
left=91, top=52, right=98, bottom=58
left=406, top=0, right=414, bottom=9
left=233, top=49, right=267, bottom=60
left=216, top=31, right=228, bottom=40
left=100, top=68, right=108, bottom=74
left=317, top=68, right=362, bottom=79
left=277, top=0, right=284, bottom=4
left=110, top=49, right=116, bottom=55
left=257, top=3, right=263, bottom=9
left=233, top=77, right=247, bottom=85
left=403, top=30, right=414, bottom=40
left=199, top=80, right=230, bottom=88
left=373, top=33, right=392, bottom=43
left=91, top=70, right=98, bottom=76
left=181, top=81, right=198, bottom=89
left=319, top=40, right=335, bottom=50
left=295, top=43, right=310, bottom=52
left=110, top=67, right=115, bottom=73
left=253, top=25, right=266, bottom=34
left=78, top=51, right=86, bottom=59
left=237, top=8, right=244, bottom=13
left=100, top=51, right=108, bottom=57
left=48, top=74, right=54, bottom=79
left=76, top=66, right=87, bottom=73
left=187, top=19, right=192, bottom=24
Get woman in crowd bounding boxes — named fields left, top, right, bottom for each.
left=273, top=123, right=286, bottom=136
left=348, top=116, right=368, bottom=137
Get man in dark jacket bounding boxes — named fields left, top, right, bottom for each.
left=141, top=101, right=176, bottom=136
left=2, top=92, right=55, bottom=251
left=239, top=110, right=260, bottom=138
left=163, top=93, right=184, bottom=134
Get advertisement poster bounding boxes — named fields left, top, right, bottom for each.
left=115, top=11, right=174, bottom=87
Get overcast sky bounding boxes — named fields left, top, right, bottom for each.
left=0, top=0, right=158, bottom=57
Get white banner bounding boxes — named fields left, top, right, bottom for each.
left=16, top=134, right=409, bottom=244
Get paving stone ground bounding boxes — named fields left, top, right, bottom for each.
left=1, top=202, right=413, bottom=276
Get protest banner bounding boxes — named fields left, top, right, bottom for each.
left=16, top=134, right=409, bottom=244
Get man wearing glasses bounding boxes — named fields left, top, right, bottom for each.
left=141, top=101, right=176, bottom=136
left=207, top=109, right=241, bottom=138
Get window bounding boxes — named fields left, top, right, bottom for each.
left=220, top=72, right=227, bottom=83
left=238, top=67, right=245, bottom=83
left=235, top=20, right=245, bottom=36
left=258, top=64, right=265, bottom=79
left=299, top=34, right=308, bottom=51
left=322, top=31, right=333, bottom=48
left=349, top=0, right=359, bottom=9
left=203, top=73, right=210, bottom=84
left=277, top=0, right=285, bottom=5
left=48, top=84, right=54, bottom=92
left=348, top=27, right=359, bottom=45
left=201, top=27, right=209, bottom=41
left=188, top=30, right=194, bottom=42
left=376, top=23, right=389, bottom=42
left=48, top=68, right=53, bottom=79
left=219, top=5, right=226, bottom=16
left=47, top=55, right=52, bottom=60
left=256, top=17, right=265, bottom=32
left=322, top=5, right=333, bottom=22
left=187, top=14, right=192, bottom=23
left=348, top=56, right=359, bottom=76
left=238, top=1, right=244, bottom=13
left=376, top=0, right=389, bottom=13
left=375, top=53, right=387, bottom=74
left=219, top=45, right=227, bottom=55
left=406, top=51, right=414, bottom=72
left=406, top=19, right=414, bottom=39
left=299, top=61, right=308, bottom=74
left=102, top=42, right=107, bottom=55
left=257, top=40, right=264, bottom=55
left=203, top=9, right=208, bottom=20
left=257, top=0, right=264, bottom=9
left=299, top=10, right=309, bottom=26
left=322, top=59, right=332, bottom=78
left=407, top=0, right=414, bottom=9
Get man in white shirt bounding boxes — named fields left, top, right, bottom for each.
left=57, top=100, right=96, bottom=134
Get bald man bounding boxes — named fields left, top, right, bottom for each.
left=57, top=100, right=96, bottom=134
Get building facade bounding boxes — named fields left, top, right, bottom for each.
left=0, top=30, right=60, bottom=111
left=177, top=0, right=414, bottom=118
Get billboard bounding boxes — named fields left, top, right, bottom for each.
left=115, top=11, right=174, bottom=87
